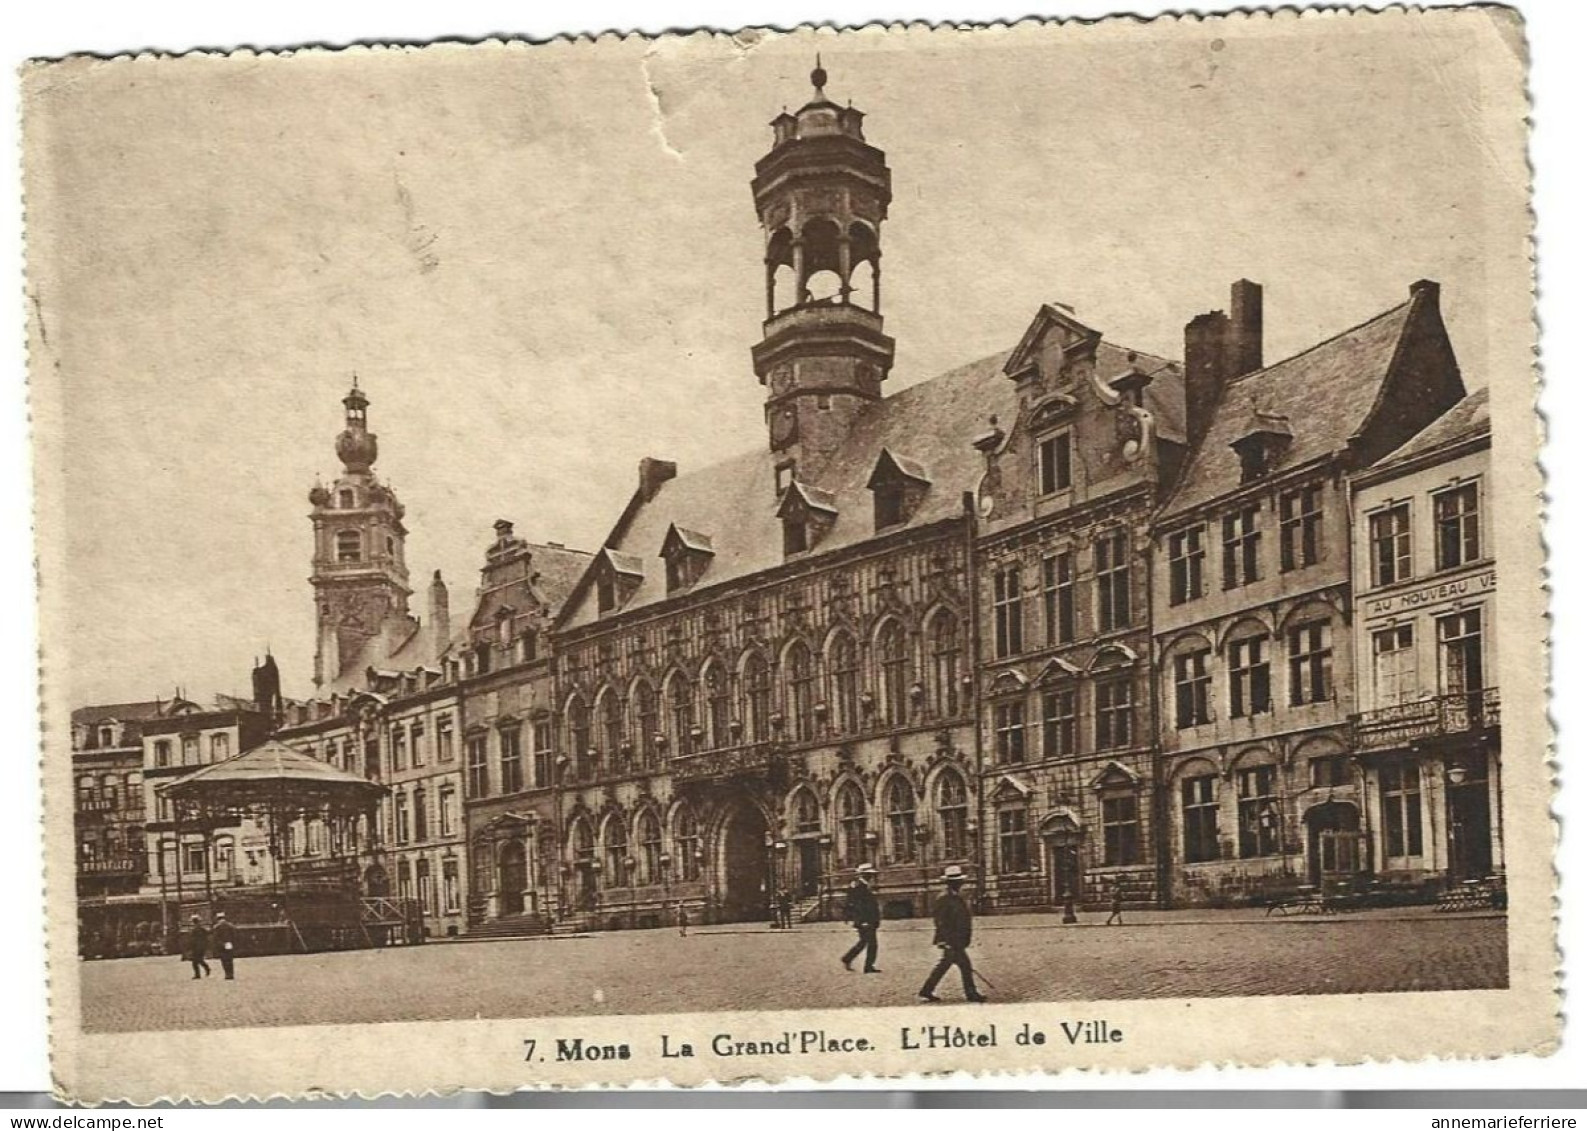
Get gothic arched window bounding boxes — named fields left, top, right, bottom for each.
left=886, top=777, right=918, bottom=864
left=837, top=782, right=867, bottom=867
left=928, top=610, right=962, bottom=718
left=673, top=803, right=701, bottom=881
left=566, top=697, right=591, bottom=776
left=668, top=673, right=695, bottom=756
left=705, top=664, right=730, bottom=749
left=597, top=688, right=623, bottom=759
left=637, top=810, right=662, bottom=886
left=635, top=681, right=659, bottom=765
left=936, top=770, right=969, bottom=860
left=603, top=816, right=629, bottom=889
left=786, top=642, right=815, bottom=742
left=792, top=787, right=822, bottom=835
left=744, top=652, right=772, bottom=741
left=878, top=621, right=909, bottom=726
left=830, top=633, right=859, bottom=734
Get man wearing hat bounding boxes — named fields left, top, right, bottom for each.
left=211, top=911, right=238, bottom=980
left=182, top=914, right=210, bottom=980
left=840, top=863, right=882, bottom=973
left=919, top=864, right=987, bottom=1003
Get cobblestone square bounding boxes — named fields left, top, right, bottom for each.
left=81, top=910, right=1507, bottom=1033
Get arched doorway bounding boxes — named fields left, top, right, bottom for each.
left=1305, top=802, right=1363, bottom=886
left=364, top=863, right=390, bottom=897
left=718, top=798, right=770, bottom=922
left=498, top=841, right=527, bottom=916
left=1039, top=810, right=1084, bottom=910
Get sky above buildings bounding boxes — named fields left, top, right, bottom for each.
left=29, top=13, right=1529, bottom=705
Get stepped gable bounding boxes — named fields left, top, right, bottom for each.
left=1160, top=288, right=1462, bottom=519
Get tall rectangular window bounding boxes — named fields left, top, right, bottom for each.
left=994, top=700, right=1027, bottom=765
left=499, top=726, right=524, bottom=794
left=410, top=722, right=425, bottom=767
left=1037, top=432, right=1072, bottom=495
left=993, top=565, right=1023, bottom=658
left=391, top=726, right=407, bottom=772
left=1095, top=531, right=1131, bottom=633
left=1434, top=484, right=1481, bottom=570
left=208, top=733, right=230, bottom=762
left=1372, top=624, right=1417, bottom=707
left=1279, top=485, right=1324, bottom=572
left=532, top=722, right=554, bottom=788
left=1174, top=649, right=1212, bottom=728
left=1228, top=635, right=1272, bottom=718
left=1222, top=506, right=1261, bottom=589
left=1236, top=765, right=1280, bottom=858
left=1438, top=610, right=1485, bottom=696
left=1101, top=795, right=1141, bottom=866
left=395, top=793, right=410, bottom=845
left=1042, top=553, right=1076, bottom=646
left=1381, top=758, right=1424, bottom=860
left=1182, top=776, right=1220, bottom=864
left=439, top=786, right=456, bottom=838
left=1287, top=621, right=1334, bottom=706
left=442, top=858, right=461, bottom=914
left=1041, top=689, right=1076, bottom=760
left=1370, top=504, right=1412, bottom=587
left=1095, top=677, right=1133, bottom=750
left=465, top=736, right=489, bottom=798
left=155, top=740, right=171, bottom=768
left=997, top=807, right=1030, bottom=873
left=1168, top=525, right=1205, bottom=606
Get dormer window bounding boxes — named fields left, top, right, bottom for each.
left=1230, top=408, right=1293, bottom=484
left=661, top=525, right=715, bottom=594
left=867, top=449, right=931, bottom=532
left=338, top=489, right=355, bottom=508
left=777, top=481, right=838, bottom=557
left=595, top=549, right=645, bottom=614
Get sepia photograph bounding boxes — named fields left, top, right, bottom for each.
left=23, top=7, right=1551, bottom=1101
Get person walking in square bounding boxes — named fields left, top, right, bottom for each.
left=778, top=888, right=794, bottom=930
left=919, top=865, right=986, bottom=1003
left=182, top=915, right=210, bottom=980
left=676, top=901, right=689, bottom=937
left=1105, top=875, right=1125, bottom=926
left=841, top=862, right=882, bottom=973
left=211, top=910, right=238, bottom=980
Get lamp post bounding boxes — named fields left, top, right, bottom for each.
left=965, top=818, right=980, bottom=913
left=914, top=824, right=931, bottom=917
left=818, top=832, right=833, bottom=920
left=589, top=858, right=603, bottom=929
left=659, top=852, right=672, bottom=923
left=774, top=839, right=789, bottom=926
left=764, top=832, right=777, bottom=928
left=624, top=855, right=637, bottom=929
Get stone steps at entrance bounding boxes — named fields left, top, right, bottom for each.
left=463, top=913, right=552, bottom=941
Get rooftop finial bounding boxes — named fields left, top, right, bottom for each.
left=811, top=54, right=827, bottom=95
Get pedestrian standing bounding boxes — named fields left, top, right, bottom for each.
left=918, top=865, right=986, bottom=1003
left=840, top=863, right=882, bottom=973
left=778, top=888, right=794, bottom=930
left=676, top=901, right=689, bottom=937
left=183, top=915, right=210, bottom=980
left=211, top=910, right=238, bottom=980
left=1105, top=875, right=1125, bottom=926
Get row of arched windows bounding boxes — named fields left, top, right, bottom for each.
left=565, top=611, right=965, bottom=769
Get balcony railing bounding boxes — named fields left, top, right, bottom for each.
left=1353, top=688, right=1500, bottom=753
left=671, top=741, right=782, bottom=784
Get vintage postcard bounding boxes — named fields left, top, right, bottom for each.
left=25, top=7, right=1551, bottom=1103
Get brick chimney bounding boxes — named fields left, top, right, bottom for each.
left=428, top=569, right=450, bottom=659
left=1183, top=280, right=1265, bottom=448
left=639, top=457, right=678, bottom=502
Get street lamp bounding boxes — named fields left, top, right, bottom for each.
left=624, top=855, right=637, bottom=929
left=659, top=852, right=672, bottom=923
left=817, top=832, right=833, bottom=920
left=914, top=824, right=931, bottom=916
left=589, top=857, right=603, bottom=928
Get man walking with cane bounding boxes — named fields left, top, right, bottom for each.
left=919, top=864, right=987, bottom=1003
left=211, top=910, right=238, bottom=980
left=840, top=862, right=882, bottom=973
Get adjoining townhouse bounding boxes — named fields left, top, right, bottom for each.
left=72, top=701, right=165, bottom=899
left=1349, top=388, right=1500, bottom=896
left=1151, top=279, right=1468, bottom=906
left=972, top=307, right=1187, bottom=913
left=549, top=64, right=982, bottom=929
left=460, top=521, right=589, bottom=934
left=140, top=681, right=276, bottom=908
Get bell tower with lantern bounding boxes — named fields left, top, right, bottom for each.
left=752, top=59, right=895, bottom=475
left=307, top=380, right=412, bottom=688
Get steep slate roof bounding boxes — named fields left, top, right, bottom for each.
left=562, top=350, right=1017, bottom=628
left=71, top=700, right=170, bottom=727
left=1160, top=298, right=1419, bottom=518
left=527, top=543, right=596, bottom=608
left=1370, top=386, right=1491, bottom=473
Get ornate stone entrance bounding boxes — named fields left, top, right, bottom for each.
left=716, top=796, right=770, bottom=923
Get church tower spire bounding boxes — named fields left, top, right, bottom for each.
left=752, top=59, right=895, bottom=475
left=308, top=381, right=411, bottom=688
